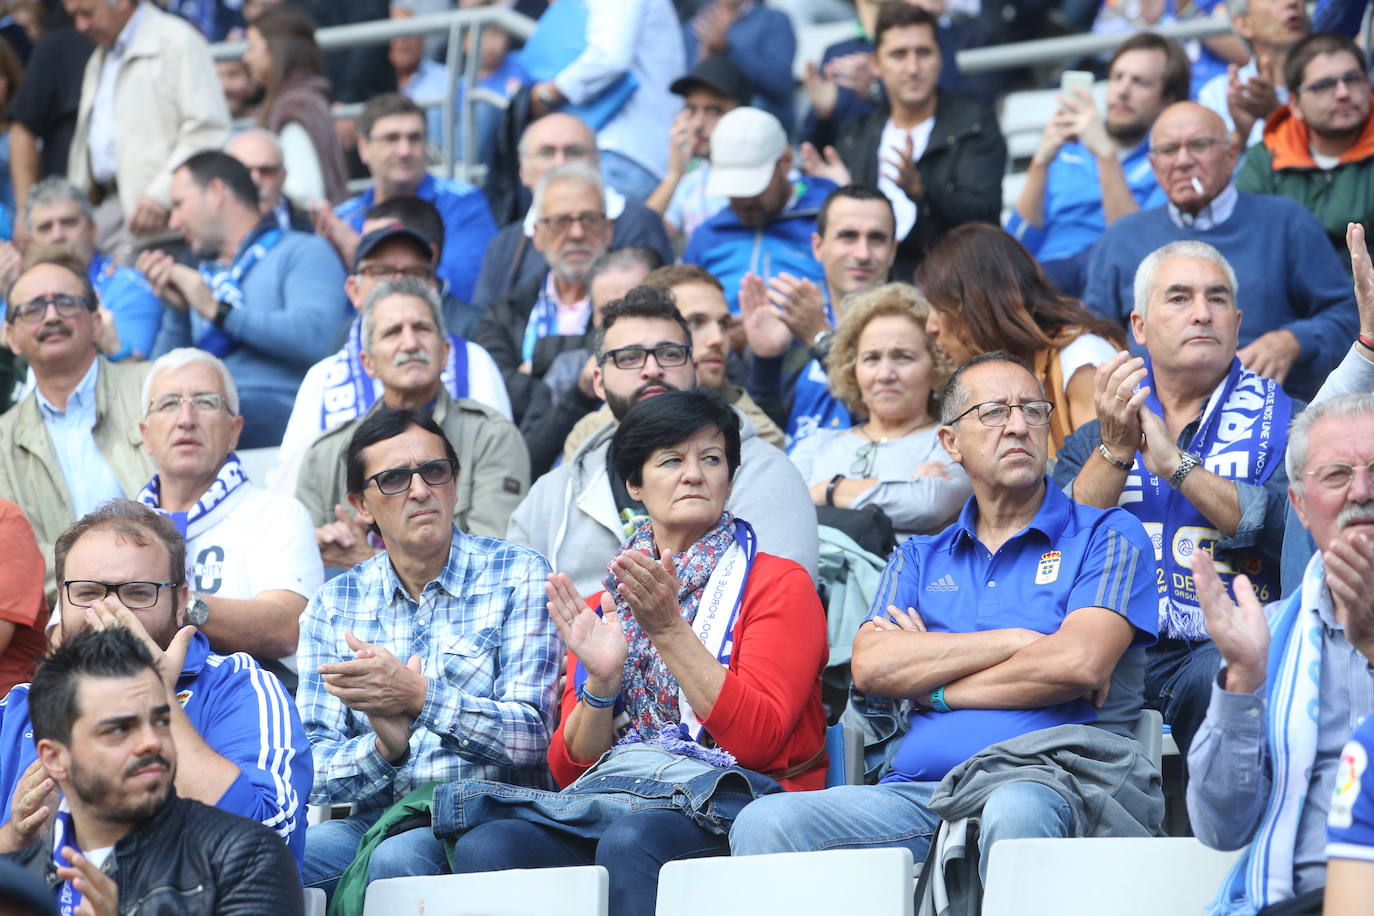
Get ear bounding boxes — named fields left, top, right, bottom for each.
left=625, top=479, right=642, bottom=503
left=1130, top=310, right=1147, bottom=347
left=226, top=413, right=244, bottom=453
left=138, top=416, right=150, bottom=443
left=938, top=423, right=963, bottom=465
left=1288, top=95, right=1304, bottom=123
left=360, top=348, right=377, bottom=379
left=439, top=334, right=451, bottom=364
left=344, top=275, right=363, bottom=310
left=174, top=582, right=190, bottom=627
left=347, top=490, right=375, bottom=530
left=1289, top=483, right=1310, bottom=533
left=35, top=738, right=70, bottom=784
left=591, top=362, right=606, bottom=401
left=810, top=231, right=823, bottom=263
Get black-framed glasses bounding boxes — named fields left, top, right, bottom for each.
left=356, top=264, right=435, bottom=282
left=62, top=580, right=177, bottom=609
left=8, top=293, right=95, bottom=324
left=366, top=458, right=458, bottom=495
left=949, top=400, right=1055, bottom=428
left=1304, top=460, right=1374, bottom=491
left=147, top=393, right=231, bottom=416
left=1149, top=137, right=1223, bottom=159
left=1299, top=70, right=1369, bottom=96
left=600, top=344, right=692, bottom=370
left=537, top=211, right=607, bottom=235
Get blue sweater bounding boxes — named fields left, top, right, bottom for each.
left=1081, top=192, right=1358, bottom=401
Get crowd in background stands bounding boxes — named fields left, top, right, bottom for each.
left=1, top=0, right=1374, bottom=913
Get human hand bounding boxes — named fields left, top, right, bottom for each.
left=94, top=304, right=123, bottom=357
left=1030, top=110, right=1074, bottom=168
left=318, top=631, right=427, bottom=718
left=1137, top=405, right=1182, bottom=481
left=135, top=250, right=189, bottom=310
left=826, top=52, right=875, bottom=96
left=544, top=573, right=627, bottom=685
left=127, top=196, right=169, bottom=236
left=882, top=133, right=925, bottom=203
left=57, top=847, right=118, bottom=916
left=868, top=604, right=927, bottom=632
left=802, top=61, right=839, bottom=120
left=667, top=109, right=694, bottom=177
left=0, top=760, right=58, bottom=853
left=316, top=505, right=378, bottom=569
left=1059, top=88, right=1112, bottom=159
left=81, top=597, right=195, bottom=690
left=739, top=273, right=791, bottom=358
left=1348, top=222, right=1374, bottom=341
left=1191, top=549, right=1269, bottom=693
left=0, top=241, right=20, bottom=301
left=311, top=201, right=361, bottom=266
left=610, top=549, right=683, bottom=638
left=799, top=141, right=852, bottom=187
left=1237, top=329, right=1301, bottom=383
left=766, top=272, right=829, bottom=344
left=692, top=2, right=735, bottom=56
left=1092, top=351, right=1148, bottom=456
left=1326, top=529, right=1374, bottom=661
left=911, top=460, right=950, bottom=479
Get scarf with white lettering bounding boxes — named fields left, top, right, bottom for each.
left=137, top=453, right=248, bottom=540
left=193, top=223, right=283, bottom=356
left=318, top=317, right=469, bottom=431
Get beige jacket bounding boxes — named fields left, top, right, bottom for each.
left=561, top=385, right=786, bottom=462
left=296, top=391, right=532, bottom=539
left=0, top=358, right=154, bottom=602
left=68, top=2, right=229, bottom=218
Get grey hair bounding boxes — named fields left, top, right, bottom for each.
left=359, top=277, right=446, bottom=351
left=1225, top=0, right=1256, bottom=52
left=531, top=161, right=605, bottom=220
left=1286, top=393, right=1374, bottom=481
left=938, top=351, right=1044, bottom=424
left=1132, top=240, right=1239, bottom=318
left=141, top=347, right=240, bottom=416
left=24, top=177, right=94, bottom=232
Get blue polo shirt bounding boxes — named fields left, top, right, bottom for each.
left=1328, top=716, right=1374, bottom=862
left=1004, top=139, right=1163, bottom=264
left=870, top=480, right=1157, bottom=783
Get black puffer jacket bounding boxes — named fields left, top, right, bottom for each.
left=8, top=796, right=302, bottom=915
left=834, top=93, right=1007, bottom=280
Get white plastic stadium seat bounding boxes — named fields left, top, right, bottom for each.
left=362, top=865, right=608, bottom=916
left=303, top=887, right=326, bottom=916
left=981, top=837, right=1241, bottom=916
left=656, top=848, right=915, bottom=916
left=234, top=446, right=280, bottom=485
left=999, top=83, right=1110, bottom=163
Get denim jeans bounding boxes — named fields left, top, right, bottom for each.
left=302, top=809, right=451, bottom=896
left=730, top=779, right=1074, bottom=885
left=599, top=150, right=660, bottom=204
left=1146, top=637, right=1222, bottom=761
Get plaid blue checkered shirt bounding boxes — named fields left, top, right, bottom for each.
left=297, top=529, right=560, bottom=810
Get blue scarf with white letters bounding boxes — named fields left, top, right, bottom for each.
left=193, top=223, right=282, bottom=356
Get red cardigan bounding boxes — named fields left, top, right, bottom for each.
left=548, top=553, right=829, bottom=792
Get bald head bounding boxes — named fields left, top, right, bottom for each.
left=1147, top=101, right=1238, bottom=215
left=226, top=130, right=287, bottom=214
left=518, top=114, right=599, bottom=191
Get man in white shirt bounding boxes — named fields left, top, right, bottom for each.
left=135, top=347, right=322, bottom=690
left=1196, top=0, right=1308, bottom=149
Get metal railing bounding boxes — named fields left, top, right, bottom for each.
left=211, top=6, right=536, bottom=183
left=956, top=14, right=1233, bottom=72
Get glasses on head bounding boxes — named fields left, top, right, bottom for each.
left=148, top=393, right=231, bottom=416
left=62, top=580, right=177, bottom=609
left=368, top=130, right=425, bottom=147
left=357, top=264, right=436, bottom=282
left=1304, top=460, right=1374, bottom=491
left=527, top=144, right=594, bottom=162
left=366, top=458, right=457, bottom=495
left=538, top=211, right=607, bottom=235
left=8, top=293, right=94, bottom=324
left=599, top=343, right=693, bottom=370
left=1149, top=136, right=1223, bottom=159
left=1299, top=70, right=1369, bottom=96
left=851, top=442, right=878, bottom=477
left=949, top=399, right=1055, bottom=428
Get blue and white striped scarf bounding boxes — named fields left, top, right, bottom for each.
left=136, top=453, right=248, bottom=540
left=193, top=223, right=283, bottom=356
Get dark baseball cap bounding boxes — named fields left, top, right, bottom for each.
left=353, top=223, right=436, bottom=271
left=670, top=56, right=752, bottom=106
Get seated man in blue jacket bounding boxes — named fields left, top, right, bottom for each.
left=0, top=499, right=312, bottom=868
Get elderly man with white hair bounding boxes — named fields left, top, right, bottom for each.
left=135, top=347, right=322, bottom=689
left=1053, top=240, right=1297, bottom=763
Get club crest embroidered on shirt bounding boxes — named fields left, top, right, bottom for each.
left=1035, top=550, right=1062, bottom=585
left=1331, top=740, right=1368, bottom=829
left=176, top=689, right=194, bottom=707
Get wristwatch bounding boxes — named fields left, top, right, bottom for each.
left=810, top=328, right=834, bottom=362
left=212, top=299, right=233, bottom=329
left=185, top=594, right=210, bottom=628
left=1167, top=451, right=1201, bottom=490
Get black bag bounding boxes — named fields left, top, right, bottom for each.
left=816, top=504, right=898, bottom=560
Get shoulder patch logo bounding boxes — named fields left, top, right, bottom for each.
left=176, top=689, right=194, bottom=708
left=1035, top=550, right=1062, bottom=585
left=1331, top=739, right=1368, bottom=830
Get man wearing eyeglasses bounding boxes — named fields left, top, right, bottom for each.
left=226, top=129, right=313, bottom=235
left=1055, top=241, right=1296, bottom=764
left=1180, top=391, right=1374, bottom=914
left=1238, top=32, right=1374, bottom=263
left=508, top=284, right=817, bottom=597
left=732, top=352, right=1158, bottom=894
left=296, top=406, right=557, bottom=897
left=134, top=347, right=322, bottom=690
left=1082, top=100, right=1358, bottom=402
left=0, top=252, right=154, bottom=607
left=0, top=499, right=312, bottom=868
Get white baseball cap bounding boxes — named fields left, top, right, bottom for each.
left=706, top=108, right=788, bottom=200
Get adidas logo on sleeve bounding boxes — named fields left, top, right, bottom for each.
left=925, top=575, right=958, bottom=592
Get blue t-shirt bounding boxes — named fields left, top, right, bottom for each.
left=870, top=480, right=1157, bottom=782
left=1328, top=715, right=1374, bottom=861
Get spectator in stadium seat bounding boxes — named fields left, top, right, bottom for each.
left=1237, top=32, right=1374, bottom=264
left=298, top=279, right=529, bottom=570
left=445, top=389, right=827, bottom=916
left=470, top=113, right=672, bottom=311
left=731, top=352, right=1159, bottom=892
left=135, top=348, right=323, bottom=692
left=138, top=150, right=351, bottom=448
left=227, top=129, right=314, bottom=234
left=1054, top=240, right=1294, bottom=763
left=802, top=4, right=1006, bottom=282
left=681, top=0, right=797, bottom=133
left=1187, top=392, right=1374, bottom=915
left=216, top=58, right=261, bottom=121
left=0, top=500, right=313, bottom=868
left=0, top=251, right=154, bottom=604
left=297, top=406, right=557, bottom=897
left=682, top=108, right=836, bottom=315
left=1082, top=100, right=1359, bottom=402
left=274, top=220, right=509, bottom=498
left=321, top=93, right=497, bottom=303
left=1196, top=0, right=1309, bottom=148
left=67, top=0, right=230, bottom=254
left=1006, top=32, right=1189, bottom=298
left=645, top=56, right=748, bottom=243
left=507, top=285, right=818, bottom=598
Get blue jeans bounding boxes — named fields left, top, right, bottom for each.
left=302, top=809, right=451, bottom=897
left=1145, top=637, right=1222, bottom=760
left=599, top=150, right=659, bottom=204
left=730, top=779, right=1074, bottom=885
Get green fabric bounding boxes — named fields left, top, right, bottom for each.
left=326, top=783, right=454, bottom=916
left=817, top=525, right=888, bottom=671
left=1236, top=141, right=1374, bottom=265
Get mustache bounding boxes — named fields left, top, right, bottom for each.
left=393, top=350, right=432, bottom=367
left=633, top=380, right=679, bottom=399
left=35, top=322, right=70, bottom=341
left=1338, top=501, right=1374, bottom=529
left=124, top=754, right=171, bottom=778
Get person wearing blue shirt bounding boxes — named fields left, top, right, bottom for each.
left=330, top=94, right=498, bottom=304
left=681, top=0, right=797, bottom=135
left=0, top=500, right=311, bottom=868
left=1006, top=33, right=1189, bottom=298
left=731, top=352, right=1158, bottom=885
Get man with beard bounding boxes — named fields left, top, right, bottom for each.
left=507, top=284, right=817, bottom=597
left=1238, top=32, right=1374, bottom=263
left=136, top=150, right=350, bottom=448
left=0, top=500, right=312, bottom=869
left=1007, top=33, right=1191, bottom=297
left=2, top=626, right=302, bottom=913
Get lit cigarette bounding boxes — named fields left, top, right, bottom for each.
left=1190, top=176, right=1204, bottom=194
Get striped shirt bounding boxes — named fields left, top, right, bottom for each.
left=297, top=528, right=560, bottom=811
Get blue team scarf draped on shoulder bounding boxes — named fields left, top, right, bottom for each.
left=195, top=223, right=283, bottom=356
left=319, top=319, right=469, bottom=431
left=137, top=453, right=248, bottom=539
